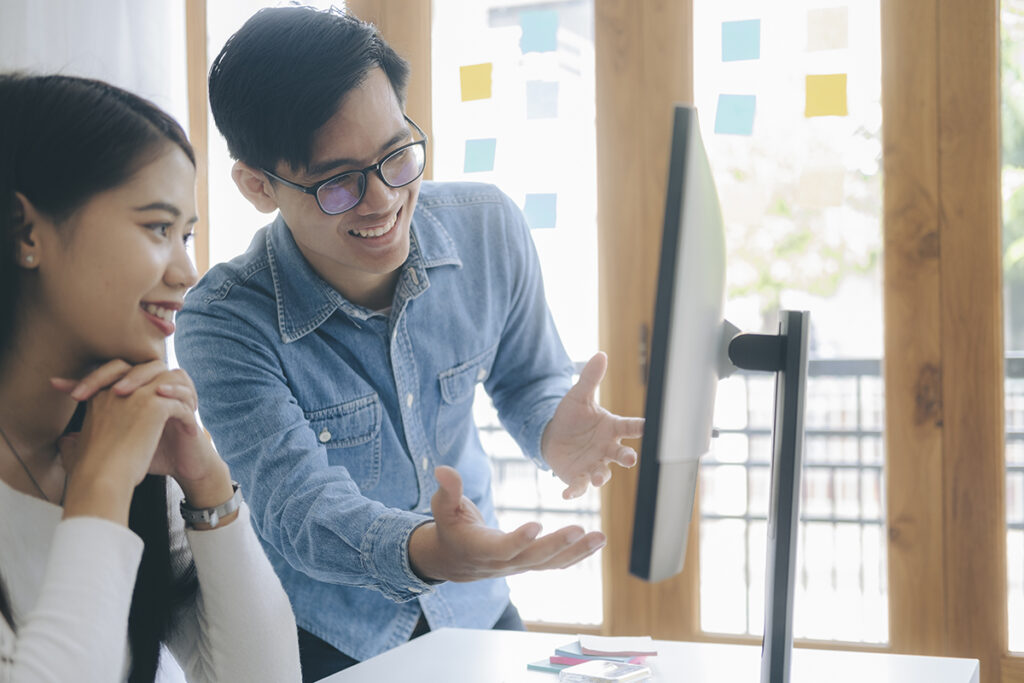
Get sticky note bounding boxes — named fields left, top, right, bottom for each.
left=722, top=19, right=761, bottom=62
left=460, top=63, right=492, bottom=101
left=523, top=193, right=557, bottom=229
left=797, top=167, right=846, bottom=208
left=807, top=7, right=848, bottom=51
left=464, top=138, right=497, bottom=173
left=526, top=80, right=559, bottom=119
left=805, top=74, right=848, bottom=117
left=714, top=94, right=756, bottom=135
left=520, top=9, right=558, bottom=53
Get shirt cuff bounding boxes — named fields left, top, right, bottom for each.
left=359, top=509, right=440, bottom=602
left=520, top=397, right=562, bottom=470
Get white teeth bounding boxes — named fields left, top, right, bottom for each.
left=351, top=213, right=397, bottom=238
left=143, top=304, right=175, bottom=322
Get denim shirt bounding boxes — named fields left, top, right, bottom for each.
left=174, top=181, right=574, bottom=661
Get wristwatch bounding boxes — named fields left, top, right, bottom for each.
left=180, top=482, right=242, bottom=529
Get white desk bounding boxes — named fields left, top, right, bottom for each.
left=321, top=628, right=979, bottom=683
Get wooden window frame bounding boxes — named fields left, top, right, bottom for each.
left=186, top=0, right=1021, bottom=679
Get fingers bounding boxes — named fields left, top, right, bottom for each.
left=431, top=465, right=466, bottom=519
left=533, top=530, right=606, bottom=570
left=53, top=359, right=159, bottom=401
left=568, top=351, right=608, bottom=400
left=53, top=360, right=199, bottom=414
left=590, top=461, right=613, bottom=487
left=156, top=382, right=198, bottom=413
left=614, top=416, right=646, bottom=440
left=504, top=527, right=606, bottom=572
left=610, top=444, right=638, bottom=469
left=562, top=472, right=591, bottom=500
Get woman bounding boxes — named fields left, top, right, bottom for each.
left=0, top=73, right=301, bottom=682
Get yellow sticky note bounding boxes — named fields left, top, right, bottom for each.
left=460, top=63, right=492, bottom=102
left=805, top=73, right=847, bottom=117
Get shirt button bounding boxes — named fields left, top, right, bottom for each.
left=421, top=457, right=429, bottom=471
left=406, top=393, right=414, bottom=407
left=318, top=429, right=331, bottom=443
left=476, top=368, right=487, bottom=381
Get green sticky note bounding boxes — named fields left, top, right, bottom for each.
left=460, top=63, right=492, bottom=102
left=464, top=138, right=496, bottom=173
left=805, top=74, right=848, bottom=117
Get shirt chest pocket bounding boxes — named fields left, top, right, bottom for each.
left=436, top=345, right=497, bottom=456
left=305, top=394, right=383, bottom=492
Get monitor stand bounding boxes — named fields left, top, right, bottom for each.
left=725, top=310, right=810, bottom=683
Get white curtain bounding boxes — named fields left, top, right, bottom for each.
left=0, top=5, right=191, bottom=680
left=0, top=0, right=189, bottom=134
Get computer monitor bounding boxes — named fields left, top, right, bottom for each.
left=628, top=105, right=810, bottom=683
left=628, top=105, right=727, bottom=584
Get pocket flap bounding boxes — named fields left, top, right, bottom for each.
left=438, top=345, right=498, bottom=405
left=305, top=394, right=381, bottom=448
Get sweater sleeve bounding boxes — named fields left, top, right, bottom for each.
left=0, top=517, right=143, bottom=683
left=163, top=497, right=301, bottom=683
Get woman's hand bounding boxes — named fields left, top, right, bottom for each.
left=53, top=360, right=235, bottom=523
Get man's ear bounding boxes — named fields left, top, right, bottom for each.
left=12, top=192, right=42, bottom=269
left=232, top=161, right=281, bottom=214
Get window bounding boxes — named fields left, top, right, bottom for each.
left=693, top=0, right=887, bottom=642
left=431, top=0, right=601, bottom=625
left=1002, top=0, right=1024, bottom=654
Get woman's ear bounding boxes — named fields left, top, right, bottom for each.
left=12, top=192, right=41, bottom=269
left=232, top=161, right=281, bottom=214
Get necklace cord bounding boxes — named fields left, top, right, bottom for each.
left=0, top=423, right=65, bottom=504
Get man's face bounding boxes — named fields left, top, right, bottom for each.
left=268, top=67, right=421, bottom=307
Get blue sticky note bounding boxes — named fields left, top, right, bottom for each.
left=523, top=193, right=557, bottom=229
left=722, top=19, right=761, bottom=62
left=526, top=80, right=559, bottom=119
left=714, top=94, right=756, bottom=135
left=520, top=9, right=558, bottom=53
left=464, top=138, right=497, bottom=173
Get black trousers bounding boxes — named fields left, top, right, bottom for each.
left=298, top=602, right=525, bottom=683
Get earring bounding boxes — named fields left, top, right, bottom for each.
left=24, top=254, right=35, bottom=264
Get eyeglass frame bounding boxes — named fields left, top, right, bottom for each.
left=261, top=115, right=428, bottom=216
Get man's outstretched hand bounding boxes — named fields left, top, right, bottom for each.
left=542, top=352, right=645, bottom=499
left=408, top=466, right=606, bottom=583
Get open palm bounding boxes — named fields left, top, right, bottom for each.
left=541, top=352, right=645, bottom=499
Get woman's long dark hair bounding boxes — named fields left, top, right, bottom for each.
left=0, top=73, right=198, bottom=682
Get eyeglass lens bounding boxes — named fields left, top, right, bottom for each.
left=316, top=143, right=426, bottom=214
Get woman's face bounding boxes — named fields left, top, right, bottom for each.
left=29, top=143, right=199, bottom=366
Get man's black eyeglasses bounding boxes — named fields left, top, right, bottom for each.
left=262, top=116, right=427, bottom=216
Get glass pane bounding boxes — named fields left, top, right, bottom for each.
left=205, top=0, right=337, bottom=268
left=1001, top=0, right=1024, bottom=654
left=694, top=1, right=887, bottom=643
left=432, top=0, right=600, bottom=625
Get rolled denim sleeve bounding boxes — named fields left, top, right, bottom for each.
left=484, top=192, right=575, bottom=469
left=175, top=304, right=437, bottom=602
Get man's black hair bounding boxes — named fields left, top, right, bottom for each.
left=209, top=5, right=410, bottom=172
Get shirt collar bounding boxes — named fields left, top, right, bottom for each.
left=266, top=203, right=462, bottom=343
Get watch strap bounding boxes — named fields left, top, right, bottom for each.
left=180, top=481, right=242, bottom=529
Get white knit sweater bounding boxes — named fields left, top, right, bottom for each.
left=0, top=477, right=301, bottom=682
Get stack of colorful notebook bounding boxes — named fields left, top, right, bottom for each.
left=527, top=635, right=657, bottom=674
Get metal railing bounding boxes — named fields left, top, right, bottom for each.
left=479, top=356, right=1024, bottom=642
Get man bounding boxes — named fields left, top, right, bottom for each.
left=175, top=6, right=643, bottom=680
